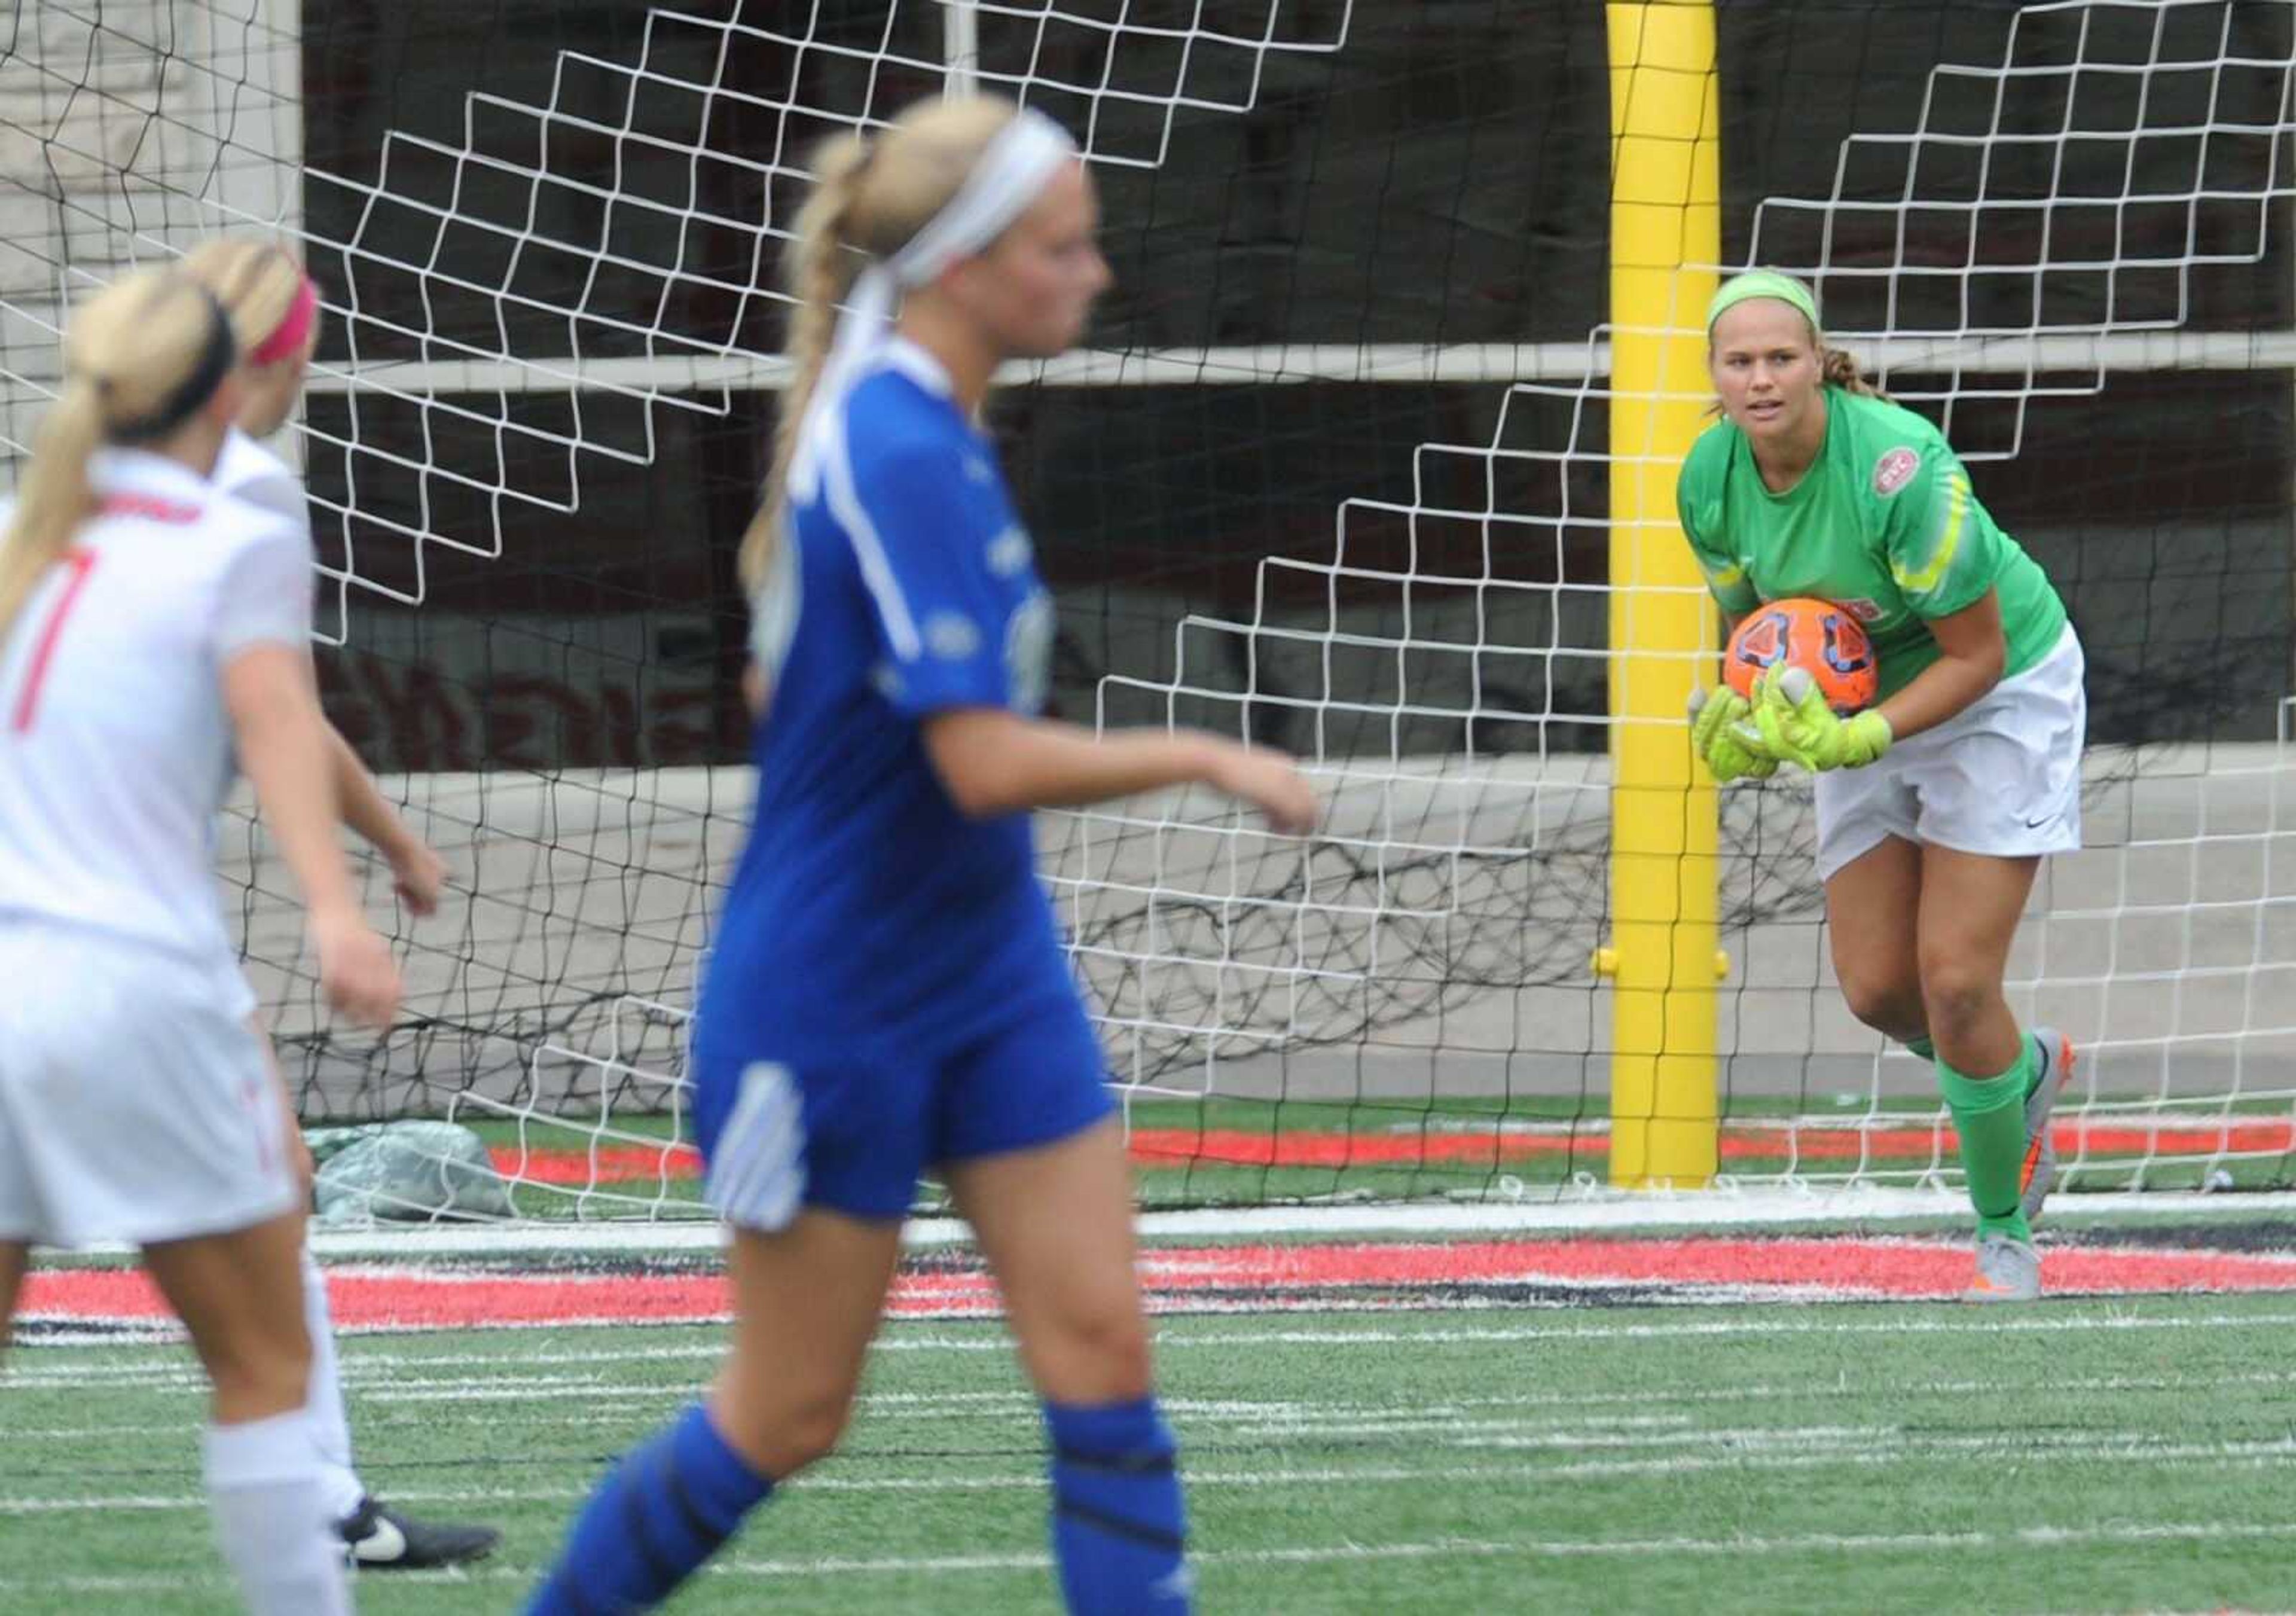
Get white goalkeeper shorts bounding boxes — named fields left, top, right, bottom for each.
left=0, top=923, right=298, bottom=1248
left=1815, top=623, right=2086, bottom=883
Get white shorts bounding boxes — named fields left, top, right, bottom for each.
left=1815, top=623, right=2086, bottom=882
left=0, top=925, right=297, bottom=1248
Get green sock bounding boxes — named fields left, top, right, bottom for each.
left=1904, top=1036, right=1935, bottom=1062
left=1935, top=1041, right=2035, bottom=1243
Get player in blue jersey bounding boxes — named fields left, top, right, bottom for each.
left=524, top=95, right=1316, bottom=1615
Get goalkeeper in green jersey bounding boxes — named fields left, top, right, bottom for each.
left=1678, top=269, right=2087, bottom=1302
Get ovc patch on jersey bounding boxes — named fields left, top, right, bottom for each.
left=1871, top=446, right=1920, bottom=497
left=925, top=610, right=982, bottom=660
left=985, top=525, right=1034, bottom=578
left=1839, top=597, right=1885, bottom=621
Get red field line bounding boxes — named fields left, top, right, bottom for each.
left=499, top=1144, right=701, bottom=1185
left=1126, top=1123, right=2296, bottom=1167
left=492, top=1120, right=2296, bottom=1186
left=22, top=1237, right=2296, bottom=1333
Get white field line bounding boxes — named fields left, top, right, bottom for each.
left=280, top=1188, right=2296, bottom=1258
left=602, top=1361, right=2296, bottom=1412
left=14, top=1285, right=1858, bottom=1343
left=11, top=1517, right=2296, bottom=1596
left=17, top=1304, right=2296, bottom=1385
left=15, top=1360, right=2296, bottom=1438
left=332, top=1385, right=1714, bottom=1415
left=25, top=1269, right=2296, bottom=1344
left=0, top=1407, right=1689, bottom=1443
left=7, top=1435, right=2295, bottom=1520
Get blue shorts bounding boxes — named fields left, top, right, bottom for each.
left=689, top=992, right=1116, bottom=1230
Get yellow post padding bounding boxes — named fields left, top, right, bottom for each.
left=1606, top=1, right=1721, bottom=1188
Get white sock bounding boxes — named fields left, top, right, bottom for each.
left=300, top=1245, right=367, bottom=1520
left=201, top=1407, right=352, bottom=1616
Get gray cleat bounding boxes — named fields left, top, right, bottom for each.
left=1963, top=1232, right=2042, bottom=1303
left=2019, top=1027, right=2077, bottom=1225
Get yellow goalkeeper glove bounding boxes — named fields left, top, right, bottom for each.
left=1687, top=685, right=1778, bottom=783
left=1753, top=665, right=1893, bottom=772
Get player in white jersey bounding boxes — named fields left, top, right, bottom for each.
left=181, top=237, right=500, bottom=1572
left=0, top=268, right=400, bottom=1614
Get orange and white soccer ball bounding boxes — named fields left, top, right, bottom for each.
left=1723, top=597, right=1879, bottom=715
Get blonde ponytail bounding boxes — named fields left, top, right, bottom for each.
left=737, top=95, right=1025, bottom=599
left=0, top=268, right=235, bottom=648
left=738, top=132, right=875, bottom=596
left=1820, top=344, right=1888, bottom=401
left=0, top=380, right=104, bottom=645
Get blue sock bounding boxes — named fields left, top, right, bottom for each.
left=526, top=1403, right=773, bottom=1614
left=1045, top=1397, right=1192, bottom=1615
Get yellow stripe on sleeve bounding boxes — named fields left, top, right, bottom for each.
left=1891, top=470, right=1968, bottom=595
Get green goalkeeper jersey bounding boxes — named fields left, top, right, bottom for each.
left=1675, top=387, right=2066, bottom=702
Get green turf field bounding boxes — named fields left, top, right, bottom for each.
left=7, top=1290, right=2296, bottom=1613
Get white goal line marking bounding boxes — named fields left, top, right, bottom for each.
left=283, top=1188, right=2296, bottom=1258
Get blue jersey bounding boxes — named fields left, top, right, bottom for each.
left=697, top=341, right=1067, bottom=1065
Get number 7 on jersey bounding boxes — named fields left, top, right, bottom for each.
left=10, top=550, right=99, bottom=734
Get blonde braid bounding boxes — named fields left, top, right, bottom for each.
left=737, top=133, right=875, bottom=595
left=737, top=96, right=1024, bottom=599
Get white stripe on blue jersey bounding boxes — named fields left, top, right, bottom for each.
left=817, top=410, right=924, bottom=661
left=704, top=1060, right=806, bottom=1232
left=695, top=336, right=1074, bottom=1059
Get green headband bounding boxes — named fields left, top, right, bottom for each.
left=1705, top=270, right=1819, bottom=336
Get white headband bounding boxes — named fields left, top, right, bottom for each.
left=884, top=108, right=1077, bottom=289
left=807, top=108, right=1078, bottom=441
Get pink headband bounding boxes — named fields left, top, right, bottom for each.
left=249, top=275, right=317, bottom=365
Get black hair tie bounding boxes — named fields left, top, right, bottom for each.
left=106, top=284, right=237, bottom=444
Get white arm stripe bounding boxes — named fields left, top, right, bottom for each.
left=808, top=413, right=923, bottom=662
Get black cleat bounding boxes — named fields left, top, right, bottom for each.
left=337, top=1495, right=500, bottom=1569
